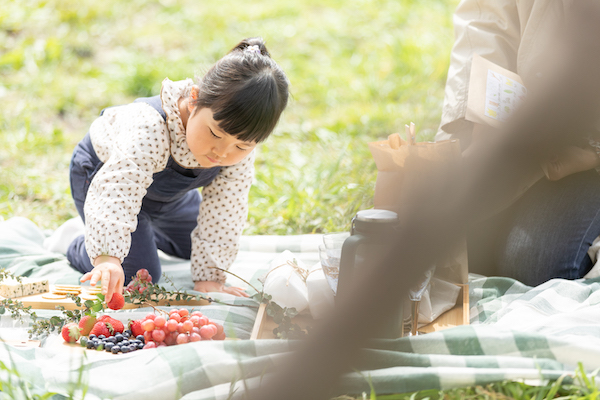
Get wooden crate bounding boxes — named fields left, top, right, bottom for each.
left=251, top=283, right=469, bottom=340
left=0, top=285, right=209, bottom=311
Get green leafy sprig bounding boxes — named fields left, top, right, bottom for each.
left=253, top=293, right=309, bottom=340
left=0, top=298, right=36, bottom=327
left=124, top=274, right=214, bottom=306
left=29, top=294, right=105, bottom=338
left=0, top=292, right=106, bottom=339
left=124, top=273, right=258, bottom=309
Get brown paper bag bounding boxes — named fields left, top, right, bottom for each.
left=368, top=139, right=461, bottom=209
left=368, top=137, right=468, bottom=284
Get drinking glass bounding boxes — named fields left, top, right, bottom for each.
left=319, top=244, right=340, bottom=295
left=323, top=232, right=349, bottom=251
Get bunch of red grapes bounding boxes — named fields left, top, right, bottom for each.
left=126, top=268, right=152, bottom=294
left=138, top=308, right=226, bottom=349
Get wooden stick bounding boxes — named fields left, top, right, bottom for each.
left=405, top=124, right=412, bottom=145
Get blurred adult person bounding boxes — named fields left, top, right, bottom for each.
left=436, top=0, right=600, bottom=286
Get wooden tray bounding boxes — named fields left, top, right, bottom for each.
left=250, top=283, right=469, bottom=340
left=419, top=283, right=470, bottom=334
left=1, top=285, right=210, bottom=311
left=0, top=339, right=41, bottom=348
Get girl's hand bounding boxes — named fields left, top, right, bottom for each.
left=194, top=280, right=249, bottom=297
left=542, top=145, right=600, bottom=181
left=81, top=255, right=125, bottom=303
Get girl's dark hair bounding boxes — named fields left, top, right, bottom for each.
left=191, top=37, right=289, bottom=143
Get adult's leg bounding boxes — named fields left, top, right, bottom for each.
left=149, top=190, right=201, bottom=260
left=466, top=207, right=512, bottom=277
left=496, top=170, right=600, bottom=286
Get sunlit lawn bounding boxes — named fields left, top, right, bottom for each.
left=0, top=0, right=458, bottom=234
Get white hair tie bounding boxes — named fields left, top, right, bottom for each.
left=245, top=45, right=261, bottom=55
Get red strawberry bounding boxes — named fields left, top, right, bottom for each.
left=61, top=322, right=81, bottom=343
left=107, top=292, right=125, bottom=310
left=90, top=321, right=114, bottom=337
left=129, top=319, right=144, bottom=337
left=97, top=315, right=124, bottom=334
left=78, top=315, right=97, bottom=336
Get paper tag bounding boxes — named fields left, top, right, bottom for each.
left=466, top=54, right=527, bottom=128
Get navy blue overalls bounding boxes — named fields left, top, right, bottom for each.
left=66, top=96, right=221, bottom=284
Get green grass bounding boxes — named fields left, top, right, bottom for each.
left=334, top=363, right=600, bottom=399
left=0, top=359, right=598, bottom=399
left=0, top=0, right=457, bottom=233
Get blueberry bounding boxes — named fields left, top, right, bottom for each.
left=111, top=346, right=120, bottom=354
left=89, top=334, right=97, bottom=340
left=136, top=335, right=145, bottom=342
left=137, top=342, right=144, bottom=350
left=98, top=335, right=106, bottom=340
left=124, top=329, right=132, bottom=336
left=121, top=340, right=129, bottom=347
left=79, top=337, right=88, bottom=347
left=121, top=346, right=130, bottom=353
left=105, top=336, right=116, bottom=343
left=105, top=343, right=114, bottom=351
left=123, top=332, right=130, bottom=339
left=129, top=344, right=137, bottom=352
left=115, top=334, right=124, bottom=342
left=86, top=340, right=95, bottom=349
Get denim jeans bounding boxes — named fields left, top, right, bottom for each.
left=468, top=169, right=600, bottom=286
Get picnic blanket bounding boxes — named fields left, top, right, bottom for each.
left=1, top=216, right=600, bottom=399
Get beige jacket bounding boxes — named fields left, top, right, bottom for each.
left=436, top=0, right=573, bottom=143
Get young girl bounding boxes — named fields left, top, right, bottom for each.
left=67, top=37, right=289, bottom=302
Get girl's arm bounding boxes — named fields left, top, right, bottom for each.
left=190, top=150, right=256, bottom=296
left=84, top=103, right=170, bottom=300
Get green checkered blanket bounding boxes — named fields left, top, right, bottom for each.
left=1, top=217, right=599, bottom=399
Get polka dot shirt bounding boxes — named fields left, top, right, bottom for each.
left=85, top=78, right=255, bottom=283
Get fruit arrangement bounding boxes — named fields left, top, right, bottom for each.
left=62, top=308, right=226, bottom=352
left=59, top=268, right=227, bottom=351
